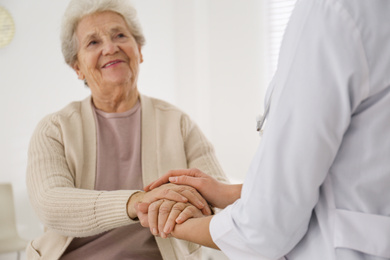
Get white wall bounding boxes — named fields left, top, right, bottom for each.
left=0, top=0, right=267, bottom=259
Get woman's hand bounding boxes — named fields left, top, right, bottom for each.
left=136, top=200, right=204, bottom=238
left=127, top=183, right=211, bottom=219
left=144, top=168, right=242, bottom=209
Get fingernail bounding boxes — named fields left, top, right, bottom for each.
left=164, top=226, right=171, bottom=233
left=152, top=228, right=158, bottom=235
left=161, top=232, right=167, bottom=238
left=169, top=177, right=177, bottom=182
left=176, top=216, right=183, bottom=223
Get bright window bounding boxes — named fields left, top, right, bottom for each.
left=264, top=0, right=297, bottom=84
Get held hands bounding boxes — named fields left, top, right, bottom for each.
left=144, top=168, right=242, bottom=209
left=127, top=183, right=211, bottom=219
left=135, top=200, right=204, bottom=238
left=133, top=168, right=242, bottom=238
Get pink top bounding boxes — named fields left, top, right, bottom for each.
left=61, top=100, right=162, bottom=260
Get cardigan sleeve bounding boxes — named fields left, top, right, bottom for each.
left=26, top=114, right=138, bottom=237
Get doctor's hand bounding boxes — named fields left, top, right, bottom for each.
left=144, top=168, right=242, bottom=209
left=135, top=200, right=204, bottom=238
left=127, top=183, right=211, bottom=219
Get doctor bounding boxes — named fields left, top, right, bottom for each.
left=139, top=0, right=390, bottom=259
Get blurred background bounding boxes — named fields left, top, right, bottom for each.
left=0, top=0, right=295, bottom=259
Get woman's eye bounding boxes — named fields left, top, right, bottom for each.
left=88, top=40, right=98, bottom=46
left=117, top=33, right=126, bottom=38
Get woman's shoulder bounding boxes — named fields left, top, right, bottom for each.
left=141, top=94, right=184, bottom=113
left=35, top=97, right=91, bottom=131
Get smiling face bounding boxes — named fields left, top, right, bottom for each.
left=73, top=11, right=143, bottom=110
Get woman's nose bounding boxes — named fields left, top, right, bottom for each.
left=102, top=40, right=119, bottom=55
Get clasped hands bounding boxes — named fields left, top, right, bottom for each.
left=129, top=183, right=208, bottom=238
left=128, top=168, right=241, bottom=239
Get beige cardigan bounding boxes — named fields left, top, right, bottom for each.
left=26, top=95, right=227, bottom=260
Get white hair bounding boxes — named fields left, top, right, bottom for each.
left=60, top=0, right=146, bottom=67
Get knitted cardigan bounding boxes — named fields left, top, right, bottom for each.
left=26, top=94, right=227, bottom=260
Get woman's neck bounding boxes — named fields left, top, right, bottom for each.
left=92, top=89, right=139, bottom=113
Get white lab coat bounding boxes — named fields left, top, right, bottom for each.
left=210, top=0, right=390, bottom=259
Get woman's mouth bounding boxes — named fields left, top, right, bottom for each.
left=102, top=60, right=123, bottom=68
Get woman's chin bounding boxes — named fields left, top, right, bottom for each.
left=100, top=73, right=133, bottom=87
left=101, top=78, right=133, bottom=88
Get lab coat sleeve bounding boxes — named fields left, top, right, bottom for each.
left=210, top=0, right=369, bottom=259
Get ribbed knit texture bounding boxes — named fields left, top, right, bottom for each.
left=27, top=113, right=134, bottom=237
left=26, top=95, right=228, bottom=260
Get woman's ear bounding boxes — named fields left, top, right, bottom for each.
left=73, top=62, right=85, bottom=80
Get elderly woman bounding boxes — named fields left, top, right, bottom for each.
left=26, top=0, right=227, bottom=259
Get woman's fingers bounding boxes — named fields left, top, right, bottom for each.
left=148, top=200, right=170, bottom=236
left=136, top=202, right=149, bottom=214
left=145, top=200, right=205, bottom=238
left=158, top=200, right=178, bottom=238
left=162, top=203, right=184, bottom=234
left=144, top=169, right=202, bottom=191
left=144, top=177, right=170, bottom=191
left=168, top=175, right=204, bottom=190
left=135, top=202, right=150, bottom=228
left=148, top=200, right=163, bottom=235
left=143, top=169, right=216, bottom=214
left=181, top=188, right=211, bottom=215
left=175, top=204, right=202, bottom=224
left=148, top=200, right=181, bottom=238
left=163, top=203, right=203, bottom=235
left=179, top=187, right=209, bottom=213
left=144, top=187, right=188, bottom=204
left=148, top=183, right=209, bottom=212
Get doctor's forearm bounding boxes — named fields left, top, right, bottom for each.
left=171, top=216, right=219, bottom=249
